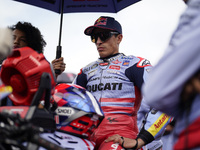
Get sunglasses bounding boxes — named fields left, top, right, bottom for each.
left=91, top=31, right=119, bottom=43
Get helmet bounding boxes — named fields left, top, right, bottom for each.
left=53, top=83, right=104, bottom=139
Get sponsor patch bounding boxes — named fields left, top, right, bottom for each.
left=111, top=59, right=122, bottom=64
left=121, top=56, right=134, bottom=60
left=91, top=64, right=98, bottom=69
left=99, top=62, right=109, bottom=66
left=148, top=113, right=170, bottom=136
left=55, top=107, right=75, bottom=116
left=95, top=17, right=107, bottom=26
left=122, top=60, right=130, bottom=66
left=90, top=77, right=100, bottom=81
left=83, top=67, right=90, bottom=72
left=107, top=70, right=120, bottom=74
left=109, top=65, right=120, bottom=70
left=88, top=69, right=97, bottom=76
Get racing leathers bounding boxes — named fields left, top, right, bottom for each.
left=73, top=53, right=171, bottom=149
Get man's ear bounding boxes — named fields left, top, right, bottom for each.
left=117, top=34, right=123, bottom=44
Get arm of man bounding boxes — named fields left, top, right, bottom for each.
left=105, top=110, right=173, bottom=149
left=72, top=68, right=88, bottom=88
left=137, top=108, right=173, bottom=144
left=133, top=58, right=173, bottom=148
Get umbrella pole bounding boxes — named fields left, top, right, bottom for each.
left=55, top=0, right=64, bottom=75
left=56, top=0, right=64, bottom=59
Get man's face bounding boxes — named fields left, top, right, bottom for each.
left=92, top=29, right=122, bottom=58
left=13, top=29, right=28, bottom=49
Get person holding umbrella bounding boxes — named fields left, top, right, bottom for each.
left=73, top=16, right=172, bottom=150
left=0, top=21, right=65, bottom=106
left=10, top=21, right=66, bottom=78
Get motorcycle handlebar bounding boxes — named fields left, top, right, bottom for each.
left=0, top=111, right=67, bottom=150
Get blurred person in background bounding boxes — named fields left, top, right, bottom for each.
left=10, top=21, right=66, bottom=78
left=0, top=21, right=66, bottom=106
left=142, top=0, right=200, bottom=149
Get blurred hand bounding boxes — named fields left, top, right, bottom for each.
left=51, top=57, right=66, bottom=77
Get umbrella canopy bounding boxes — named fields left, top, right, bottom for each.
left=13, top=0, right=141, bottom=57
left=13, top=0, right=141, bottom=13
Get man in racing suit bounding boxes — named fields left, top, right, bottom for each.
left=73, top=16, right=172, bottom=150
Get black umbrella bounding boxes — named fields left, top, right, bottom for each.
left=13, top=0, right=141, bottom=60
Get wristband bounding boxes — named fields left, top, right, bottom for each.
left=121, top=136, right=125, bottom=148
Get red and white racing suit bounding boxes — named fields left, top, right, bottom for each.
left=73, top=53, right=171, bottom=150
